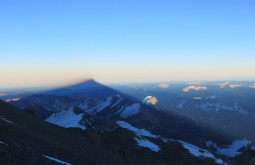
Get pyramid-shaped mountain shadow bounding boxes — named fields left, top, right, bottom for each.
left=43, top=79, right=137, bottom=101
left=7, top=79, right=246, bottom=145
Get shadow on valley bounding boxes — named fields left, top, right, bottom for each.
left=10, top=79, right=239, bottom=144
left=1, top=80, right=255, bottom=164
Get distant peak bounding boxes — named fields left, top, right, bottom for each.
left=143, top=96, right=158, bottom=105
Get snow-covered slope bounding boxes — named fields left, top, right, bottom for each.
left=179, top=141, right=224, bottom=164
left=135, top=136, right=160, bottom=152
left=217, top=139, right=251, bottom=157
left=45, top=107, right=86, bottom=130
left=116, top=120, right=158, bottom=138
left=43, top=155, right=72, bottom=165
left=88, top=97, right=112, bottom=115
left=116, top=120, right=161, bottom=152
left=120, top=103, right=141, bottom=118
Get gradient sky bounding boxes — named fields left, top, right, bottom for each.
left=1, top=0, right=255, bottom=88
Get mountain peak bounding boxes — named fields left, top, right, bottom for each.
left=143, top=96, right=158, bottom=105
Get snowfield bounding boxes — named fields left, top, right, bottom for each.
left=135, top=137, right=160, bottom=152
left=116, top=121, right=158, bottom=138
left=116, top=121, right=160, bottom=152
left=45, top=107, right=86, bottom=130
left=120, top=103, right=141, bottom=118
left=179, top=141, right=224, bottom=164
left=217, top=139, right=251, bottom=157
left=90, top=97, right=112, bottom=115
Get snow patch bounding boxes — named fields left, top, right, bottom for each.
left=120, top=103, right=141, bottom=118
left=177, top=100, right=186, bottom=108
left=179, top=141, right=224, bottom=164
left=43, top=155, right=71, bottom=165
left=45, top=107, right=86, bottom=130
left=161, top=138, right=174, bottom=143
left=110, top=95, right=122, bottom=108
left=78, top=103, right=89, bottom=111
left=251, top=146, right=255, bottom=151
left=0, top=141, right=5, bottom=144
left=208, top=96, right=216, bottom=99
left=112, top=106, right=125, bottom=115
left=135, top=137, right=160, bottom=152
left=217, top=139, right=251, bottom=157
left=193, top=97, right=202, bottom=100
left=0, top=117, right=14, bottom=124
left=91, top=97, right=112, bottom=114
left=116, top=121, right=158, bottom=138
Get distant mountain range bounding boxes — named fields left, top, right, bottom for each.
left=1, top=80, right=255, bottom=164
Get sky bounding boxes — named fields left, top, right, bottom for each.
left=0, top=0, right=255, bottom=88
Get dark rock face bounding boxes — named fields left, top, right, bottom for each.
left=0, top=100, right=221, bottom=165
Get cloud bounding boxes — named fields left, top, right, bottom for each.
left=183, top=86, right=207, bottom=92
left=228, top=84, right=242, bottom=89
left=5, top=98, right=21, bottom=102
left=250, top=83, right=255, bottom=89
left=187, top=81, right=204, bottom=85
left=217, top=82, right=242, bottom=89
left=217, top=82, right=230, bottom=88
left=158, top=84, right=170, bottom=88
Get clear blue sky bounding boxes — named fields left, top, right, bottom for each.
left=0, top=0, right=255, bottom=88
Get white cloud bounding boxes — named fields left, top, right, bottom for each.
left=228, top=84, right=242, bottom=89
left=158, top=83, right=170, bottom=88
left=250, top=83, right=255, bottom=89
left=187, top=81, right=204, bottom=85
left=183, top=86, right=207, bottom=92
left=5, top=98, right=21, bottom=103
left=217, top=82, right=229, bottom=88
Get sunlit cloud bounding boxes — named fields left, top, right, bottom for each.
left=187, top=81, right=204, bottom=85
left=217, top=82, right=242, bottom=89
left=5, top=98, right=21, bottom=103
left=228, top=84, right=242, bottom=89
left=158, top=84, right=170, bottom=88
left=183, top=86, right=208, bottom=92
left=217, top=82, right=230, bottom=88
left=250, top=83, right=255, bottom=89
